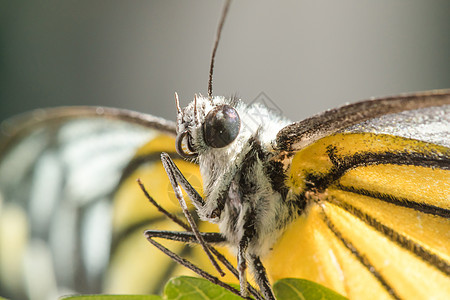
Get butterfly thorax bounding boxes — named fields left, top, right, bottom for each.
left=177, top=95, right=297, bottom=257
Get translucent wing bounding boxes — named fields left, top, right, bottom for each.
left=265, top=90, right=450, bottom=299
left=0, top=107, right=202, bottom=299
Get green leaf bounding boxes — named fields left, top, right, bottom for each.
left=58, top=277, right=348, bottom=300
left=164, top=276, right=242, bottom=300
left=273, top=278, right=348, bottom=300
left=60, top=295, right=161, bottom=300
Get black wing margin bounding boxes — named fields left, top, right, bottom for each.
left=275, top=89, right=450, bottom=153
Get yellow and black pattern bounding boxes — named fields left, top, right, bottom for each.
left=266, top=132, right=449, bottom=299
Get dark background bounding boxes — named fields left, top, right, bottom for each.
left=1, top=0, right=449, bottom=124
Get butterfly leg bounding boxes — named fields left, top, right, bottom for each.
left=144, top=231, right=246, bottom=298
left=238, top=238, right=249, bottom=297
left=139, top=178, right=263, bottom=299
left=144, top=230, right=264, bottom=300
left=238, top=212, right=276, bottom=300
left=250, top=255, right=275, bottom=300
left=145, top=229, right=226, bottom=244
left=158, top=153, right=274, bottom=299
left=160, top=152, right=225, bottom=276
left=161, top=152, right=205, bottom=210
left=160, top=152, right=231, bottom=220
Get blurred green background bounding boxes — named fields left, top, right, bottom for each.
left=1, top=0, right=449, bottom=124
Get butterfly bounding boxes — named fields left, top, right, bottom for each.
left=1, top=1, right=449, bottom=300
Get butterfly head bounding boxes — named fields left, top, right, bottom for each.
left=175, top=94, right=241, bottom=160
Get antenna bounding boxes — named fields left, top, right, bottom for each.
left=208, top=0, right=232, bottom=100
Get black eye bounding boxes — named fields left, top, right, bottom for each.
left=203, top=105, right=240, bottom=148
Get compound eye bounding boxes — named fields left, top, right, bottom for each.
left=203, top=105, right=240, bottom=148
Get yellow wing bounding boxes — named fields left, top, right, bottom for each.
left=265, top=100, right=450, bottom=299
